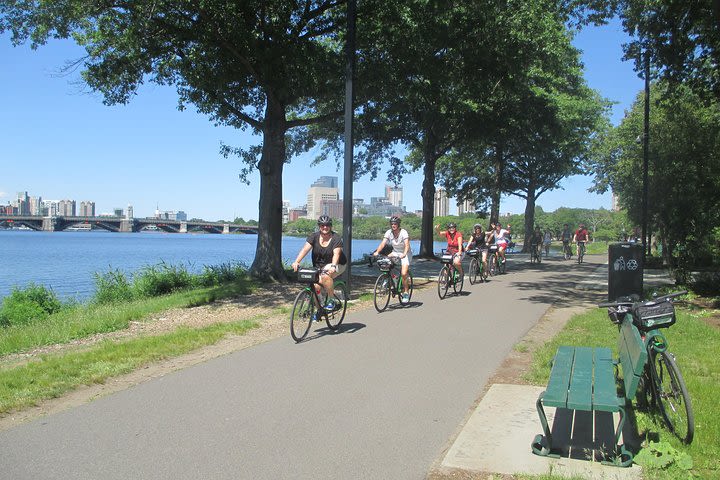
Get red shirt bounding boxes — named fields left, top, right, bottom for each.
left=445, top=231, right=462, bottom=254
left=575, top=229, right=589, bottom=242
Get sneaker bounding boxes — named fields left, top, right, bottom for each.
left=401, top=292, right=410, bottom=302
left=324, top=299, right=336, bottom=311
left=311, top=312, right=320, bottom=322
left=501, top=258, right=506, bottom=264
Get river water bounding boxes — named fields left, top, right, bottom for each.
left=0, top=230, right=443, bottom=301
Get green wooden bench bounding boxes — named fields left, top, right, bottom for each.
left=531, top=318, right=647, bottom=467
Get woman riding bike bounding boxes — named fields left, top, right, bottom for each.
left=573, top=223, right=590, bottom=258
left=466, top=223, right=489, bottom=274
left=291, top=215, right=347, bottom=316
left=490, top=222, right=511, bottom=265
left=373, top=216, right=412, bottom=301
left=435, top=222, right=464, bottom=279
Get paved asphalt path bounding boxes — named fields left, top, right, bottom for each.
left=0, top=254, right=604, bottom=480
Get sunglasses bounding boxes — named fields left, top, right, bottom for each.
left=319, top=223, right=332, bottom=227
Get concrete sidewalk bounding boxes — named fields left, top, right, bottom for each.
left=433, top=258, right=674, bottom=479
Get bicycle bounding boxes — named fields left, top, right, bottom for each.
left=437, top=249, right=464, bottom=299
left=530, top=243, right=542, bottom=264
left=467, top=248, right=488, bottom=284
left=598, top=291, right=694, bottom=444
left=373, top=256, right=414, bottom=312
left=576, top=241, right=586, bottom=263
left=290, top=268, right=348, bottom=342
left=562, top=241, right=572, bottom=260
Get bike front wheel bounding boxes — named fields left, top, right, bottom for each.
left=437, top=266, right=450, bottom=299
left=468, top=257, right=479, bottom=284
left=453, top=267, right=464, bottom=293
left=373, top=273, right=391, bottom=312
left=290, top=289, right=314, bottom=342
left=650, top=350, right=695, bottom=444
left=325, top=281, right=348, bottom=330
left=488, top=254, right=497, bottom=276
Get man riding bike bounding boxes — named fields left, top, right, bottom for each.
left=435, top=222, right=464, bottom=279
left=291, top=215, right=347, bottom=316
left=573, top=223, right=590, bottom=258
left=560, top=223, right=572, bottom=259
left=373, top=216, right=412, bottom=302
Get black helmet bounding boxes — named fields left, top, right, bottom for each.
left=390, top=216, right=401, bottom=225
left=447, top=222, right=457, bottom=229
left=317, top=215, right=332, bottom=226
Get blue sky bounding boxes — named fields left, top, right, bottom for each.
left=0, top=19, right=642, bottom=221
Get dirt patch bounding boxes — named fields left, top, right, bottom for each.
left=0, top=275, right=432, bottom=431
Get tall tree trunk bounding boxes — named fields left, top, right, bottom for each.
left=251, top=98, right=287, bottom=281
left=522, top=180, right=537, bottom=254
left=490, top=143, right=503, bottom=223
left=419, top=132, right=438, bottom=258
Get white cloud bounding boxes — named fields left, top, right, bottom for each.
left=0, top=191, right=7, bottom=199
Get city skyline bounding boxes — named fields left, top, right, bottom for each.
left=1, top=20, right=640, bottom=221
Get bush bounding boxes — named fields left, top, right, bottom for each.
left=93, top=269, right=135, bottom=304
left=689, top=271, right=720, bottom=296
left=0, top=283, right=64, bottom=327
left=133, top=262, right=194, bottom=298
left=196, top=262, right=249, bottom=287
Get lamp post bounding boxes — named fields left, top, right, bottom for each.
left=342, top=0, right=357, bottom=292
left=641, top=49, right=650, bottom=261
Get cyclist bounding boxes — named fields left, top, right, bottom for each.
left=490, top=222, right=511, bottom=264
left=467, top=223, right=490, bottom=274
left=435, top=222, right=464, bottom=279
left=573, top=223, right=590, bottom=258
left=542, top=228, right=553, bottom=257
left=373, top=216, right=412, bottom=301
left=291, top=215, right=347, bottom=313
left=530, top=226, right=543, bottom=258
left=560, top=223, right=572, bottom=259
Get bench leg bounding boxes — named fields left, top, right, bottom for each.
left=600, top=406, right=634, bottom=467
left=531, top=391, right=559, bottom=457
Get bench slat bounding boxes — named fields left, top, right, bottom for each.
left=618, top=319, right=648, bottom=399
left=567, top=347, right=593, bottom=410
left=544, top=346, right=574, bottom=407
left=593, top=348, right=619, bottom=412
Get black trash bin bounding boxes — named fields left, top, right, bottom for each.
left=608, top=242, right=644, bottom=302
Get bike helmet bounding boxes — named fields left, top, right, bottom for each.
left=447, top=222, right=457, bottom=229
left=317, top=215, right=332, bottom=226
left=473, top=223, right=482, bottom=230
left=390, top=216, right=401, bottom=225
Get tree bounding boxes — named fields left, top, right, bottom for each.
left=0, top=0, right=359, bottom=280
left=590, top=81, right=720, bottom=268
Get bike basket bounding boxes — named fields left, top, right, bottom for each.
left=297, top=269, right=319, bottom=283
left=466, top=249, right=478, bottom=257
left=377, top=258, right=393, bottom=271
left=441, top=254, right=453, bottom=264
left=635, top=301, right=676, bottom=328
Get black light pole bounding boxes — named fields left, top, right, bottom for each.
left=342, top=0, right=356, bottom=292
left=641, top=50, right=650, bottom=261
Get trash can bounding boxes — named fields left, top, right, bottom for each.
left=608, top=242, right=644, bottom=302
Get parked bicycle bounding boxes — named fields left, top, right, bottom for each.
left=467, top=248, right=488, bottom=284
left=576, top=241, right=586, bottom=263
left=530, top=243, right=542, bottom=264
left=290, top=268, right=348, bottom=342
left=437, top=249, right=464, bottom=299
left=373, top=256, right=414, bottom=312
left=598, top=291, right=694, bottom=444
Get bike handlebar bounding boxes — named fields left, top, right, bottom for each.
left=597, top=290, right=688, bottom=309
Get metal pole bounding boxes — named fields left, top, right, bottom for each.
left=641, top=50, right=650, bottom=261
left=342, top=0, right=356, bottom=292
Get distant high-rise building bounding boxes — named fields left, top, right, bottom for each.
left=288, top=207, right=307, bottom=222
left=282, top=200, right=290, bottom=223
left=457, top=198, right=475, bottom=215
left=385, top=185, right=403, bottom=207
left=127, top=204, right=134, bottom=219
left=58, top=200, right=76, bottom=216
left=311, top=176, right=339, bottom=188
left=113, top=208, right=124, bottom=217
left=79, top=201, right=96, bottom=217
left=307, top=176, right=340, bottom=220
left=434, top=188, right=449, bottom=217
left=16, top=192, right=29, bottom=215
left=611, top=191, right=620, bottom=212
left=319, top=199, right=343, bottom=220
left=29, top=196, right=43, bottom=215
